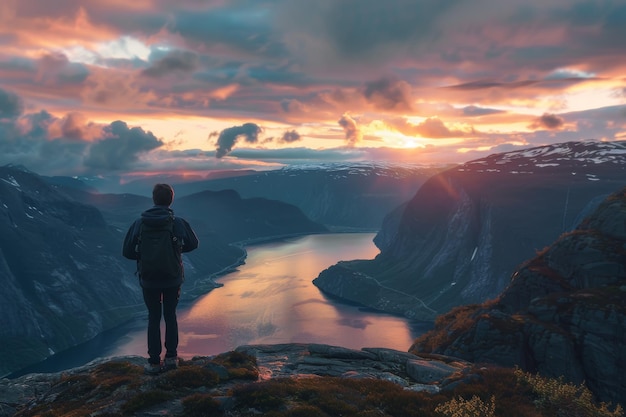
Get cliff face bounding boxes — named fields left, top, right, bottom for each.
left=314, top=141, right=626, bottom=319
left=411, top=186, right=626, bottom=404
left=0, top=166, right=143, bottom=377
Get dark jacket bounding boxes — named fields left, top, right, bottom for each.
left=122, top=206, right=199, bottom=288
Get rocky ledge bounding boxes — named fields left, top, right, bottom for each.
left=0, top=343, right=473, bottom=416
left=3, top=343, right=621, bottom=416
left=237, top=343, right=470, bottom=391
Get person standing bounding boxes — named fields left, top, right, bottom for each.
left=123, top=183, right=199, bottom=374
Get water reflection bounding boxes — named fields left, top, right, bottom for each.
left=113, top=233, right=427, bottom=358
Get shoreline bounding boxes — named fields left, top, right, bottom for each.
left=8, top=231, right=381, bottom=379
left=207, top=229, right=378, bottom=283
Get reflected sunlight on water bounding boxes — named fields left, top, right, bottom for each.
left=113, top=233, right=427, bottom=358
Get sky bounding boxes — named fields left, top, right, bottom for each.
left=0, top=0, right=625, bottom=179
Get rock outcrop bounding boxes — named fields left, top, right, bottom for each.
left=235, top=343, right=470, bottom=391
left=411, top=186, right=626, bottom=404
left=0, top=343, right=474, bottom=416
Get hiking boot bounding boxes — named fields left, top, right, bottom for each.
left=144, top=362, right=162, bottom=375
left=163, top=356, right=179, bottom=370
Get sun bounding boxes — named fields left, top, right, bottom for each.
left=401, top=138, right=421, bottom=148
left=371, top=127, right=423, bottom=149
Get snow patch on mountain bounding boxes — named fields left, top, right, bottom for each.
left=459, top=140, right=626, bottom=176
left=279, top=162, right=446, bottom=179
left=1, top=175, right=20, bottom=188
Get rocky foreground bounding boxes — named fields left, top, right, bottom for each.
left=0, top=343, right=471, bottom=416
left=2, top=342, right=622, bottom=417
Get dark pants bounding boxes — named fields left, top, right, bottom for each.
left=142, top=286, right=180, bottom=365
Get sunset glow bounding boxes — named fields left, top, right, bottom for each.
left=0, top=0, right=625, bottom=177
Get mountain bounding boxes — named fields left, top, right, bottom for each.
left=176, top=189, right=328, bottom=242
left=410, top=185, right=626, bottom=404
left=0, top=165, right=142, bottom=377
left=313, top=140, right=626, bottom=320
left=118, top=163, right=444, bottom=230
left=1, top=165, right=327, bottom=377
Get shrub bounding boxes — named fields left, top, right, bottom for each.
left=120, top=389, right=173, bottom=414
left=285, top=405, right=329, bottom=417
left=92, top=361, right=143, bottom=392
left=211, top=351, right=259, bottom=380
left=160, top=365, right=220, bottom=389
left=514, top=368, right=624, bottom=417
left=233, top=379, right=291, bottom=411
left=435, top=395, right=496, bottom=417
left=181, top=393, right=223, bottom=417
left=412, top=304, right=483, bottom=353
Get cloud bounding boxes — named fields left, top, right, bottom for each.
left=215, top=122, right=262, bottom=158
left=531, top=113, right=565, bottom=130
left=58, top=112, right=87, bottom=140
left=2, top=0, right=626, bottom=177
left=0, top=110, right=89, bottom=175
left=363, top=76, right=413, bottom=111
left=280, top=130, right=301, bottom=143
left=0, top=88, right=23, bottom=119
left=388, top=116, right=469, bottom=138
left=142, top=50, right=199, bottom=78
left=307, top=0, right=455, bottom=60
left=36, top=52, right=90, bottom=86
left=418, top=118, right=465, bottom=138
left=462, top=105, right=504, bottom=117
left=338, top=113, right=362, bottom=146
left=168, top=7, right=287, bottom=58
left=84, top=121, right=163, bottom=170
left=446, top=79, right=538, bottom=91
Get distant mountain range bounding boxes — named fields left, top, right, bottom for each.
left=411, top=185, right=626, bottom=404
left=58, top=163, right=444, bottom=230
left=314, top=140, right=626, bottom=320
left=0, top=165, right=326, bottom=376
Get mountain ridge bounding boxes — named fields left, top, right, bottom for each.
left=53, top=162, right=444, bottom=230
left=410, top=184, right=626, bottom=404
left=313, top=140, right=626, bottom=319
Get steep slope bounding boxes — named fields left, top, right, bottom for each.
left=314, top=140, right=626, bottom=319
left=410, top=185, right=626, bottom=404
left=0, top=165, right=142, bottom=376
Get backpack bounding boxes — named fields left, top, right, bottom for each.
left=137, top=215, right=183, bottom=282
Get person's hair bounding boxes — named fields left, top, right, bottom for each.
left=152, top=183, right=174, bottom=206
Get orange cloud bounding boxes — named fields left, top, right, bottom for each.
left=388, top=117, right=471, bottom=139
left=338, top=113, right=362, bottom=146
